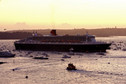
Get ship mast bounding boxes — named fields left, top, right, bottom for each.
left=86, top=32, right=88, bottom=42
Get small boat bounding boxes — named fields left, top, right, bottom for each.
left=62, top=55, right=71, bottom=58
left=0, top=62, right=6, bottom=64
left=33, top=56, right=48, bottom=60
left=66, top=63, right=77, bottom=70
left=0, top=51, right=15, bottom=58
left=122, top=48, right=126, bottom=51
left=61, top=59, right=65, bottom=61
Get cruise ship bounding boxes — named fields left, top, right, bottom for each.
left=14, top=30, right=111, bottom=52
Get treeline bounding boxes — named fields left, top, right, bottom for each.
left=17, top=28, right=126, bottom=37
left=53, top=28, right=126, bottom=37
left=0, top=32, right=32, bottom=39
left=1, top=28, right=126, bottom=39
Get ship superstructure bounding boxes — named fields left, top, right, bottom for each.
left=14, top=30, right=111, bottom=52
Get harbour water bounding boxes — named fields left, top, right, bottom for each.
left=0, top=36, right=126, bottom=84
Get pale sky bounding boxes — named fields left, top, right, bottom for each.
left=0, top=0, right=126, bottom=30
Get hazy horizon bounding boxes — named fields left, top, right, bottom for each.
left=0, top=0, right=126, bottom=30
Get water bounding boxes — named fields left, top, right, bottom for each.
left=0, top=37, right=126, bottom=84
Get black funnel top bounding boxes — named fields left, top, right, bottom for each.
left=50, top=30, right=57, bottom=36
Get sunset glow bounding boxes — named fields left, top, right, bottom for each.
left=0, top=0, right=126, bottom=30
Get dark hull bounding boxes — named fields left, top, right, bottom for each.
left=14, top=42, right=111, bottom=52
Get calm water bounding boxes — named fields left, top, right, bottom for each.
left=0, top=36, right=126, bottom=84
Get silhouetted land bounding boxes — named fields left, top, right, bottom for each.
left=1, top=28, right=126, bottom=39
left=0, top=32, right=32, bottom=39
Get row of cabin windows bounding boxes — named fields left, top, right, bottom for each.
left=28, top=36, right=94, bottom=42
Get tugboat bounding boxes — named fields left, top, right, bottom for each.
left=14, top=30, right=111, bottom=52
left=66, top=63, right=77, bottom=70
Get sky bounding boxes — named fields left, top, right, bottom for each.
left=0, top=0, right=126, bottom=30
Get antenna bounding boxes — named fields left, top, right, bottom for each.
left=86, top=31, right=88, bottom=42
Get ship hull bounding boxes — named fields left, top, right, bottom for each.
left=14, top=42, right=111, bottom=52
